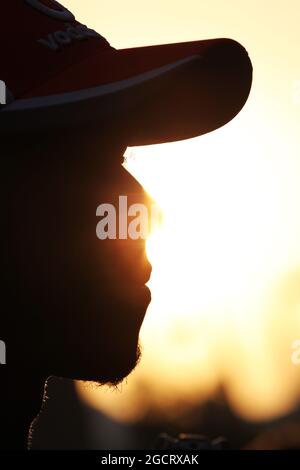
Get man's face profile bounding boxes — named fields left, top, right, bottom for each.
left=2, top=127, right=152, bottom=385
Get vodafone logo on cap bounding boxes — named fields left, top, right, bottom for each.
left=25, top=0, right=75, bottom=21
left=24, top=0, right=106, bottom=52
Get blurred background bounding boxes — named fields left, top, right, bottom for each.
left=33, top=0, right=300, bottom=449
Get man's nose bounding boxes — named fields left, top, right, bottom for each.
left=112, top=170, right=155, bottom=283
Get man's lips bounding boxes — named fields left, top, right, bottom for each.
left=126, top=284, right=151, bottom=305
left=140, top=284, right=152, bottom=304
left=135, top=285, right=151, bottom=324
left=124, top=284, right=152, bottom=315
left=104, top=261, right=152, bottom=309
left=140, top=263, right=152, bottom=286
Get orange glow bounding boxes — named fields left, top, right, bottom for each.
left=65, top=0, right=300, bottom=422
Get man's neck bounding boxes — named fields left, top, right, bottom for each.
left=0, top=369, right=45, bottom=449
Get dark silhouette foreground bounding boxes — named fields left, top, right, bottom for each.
left=0, top=126, right=152, bottom=448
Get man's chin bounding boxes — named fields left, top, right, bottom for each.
left=73, top=343, right=142, bottom=386
left=98, top=344, right=142, bottom=387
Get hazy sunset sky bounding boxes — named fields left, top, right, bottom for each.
left=62, top=1, right=300, bottom=422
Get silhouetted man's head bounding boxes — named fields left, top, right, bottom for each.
left=1, top=126, right=152, bottom=385
left=0, top=1, right=253, bottom=449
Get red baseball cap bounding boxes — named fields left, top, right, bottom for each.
left=0, top=0, right=253, bottom=145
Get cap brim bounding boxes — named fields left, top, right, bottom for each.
left=120, top=38, right=253, bottom=145
left=0, top=38, right=252, bottom=144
